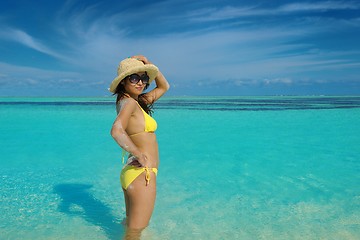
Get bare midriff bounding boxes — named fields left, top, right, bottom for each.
left=129, top=132, right=159, bottom=168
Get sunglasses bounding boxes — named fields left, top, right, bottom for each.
left=127, top=73, right=150, bottom=85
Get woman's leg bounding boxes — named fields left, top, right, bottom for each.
left=126, top=171, right=157, bottom=229
left=122, top=189, right=130, bottom=225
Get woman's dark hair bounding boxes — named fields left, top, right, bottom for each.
left=114, top=77, right=154, bottom=115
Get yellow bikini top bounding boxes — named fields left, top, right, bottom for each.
left=129, top=101, right=157, bottom=136
left=141, top=105, right=157, bottom=132
left=121, top=93, right=157, bottom=136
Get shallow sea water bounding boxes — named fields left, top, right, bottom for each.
left=0, top=96, right=359, bottom=239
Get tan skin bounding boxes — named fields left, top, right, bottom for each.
left=110, top=55, right=170, bottom=235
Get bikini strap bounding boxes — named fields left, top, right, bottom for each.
left=145, top=167, right=150, bottom=186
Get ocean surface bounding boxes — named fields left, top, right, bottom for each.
left=0, top=96, right=359, bottom=240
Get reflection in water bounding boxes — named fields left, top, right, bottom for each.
left=54, top=183, right=124, bottom=239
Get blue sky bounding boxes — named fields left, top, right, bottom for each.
left=0, top=0, right=359, bottom=96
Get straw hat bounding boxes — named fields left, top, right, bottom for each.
left=109, top=58, right=159, bottom=93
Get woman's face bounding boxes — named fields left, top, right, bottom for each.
left=123, top=72, right=149, bottom=96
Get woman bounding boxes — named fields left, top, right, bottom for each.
left=110, top=55, right=170, bottom=236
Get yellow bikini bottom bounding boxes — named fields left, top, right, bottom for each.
left=120, top=165, right=158, bottom=190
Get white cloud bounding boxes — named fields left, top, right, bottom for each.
left=0, top=28, right=71, bottom=62
left=280, top=1, right=360, bottom=12
left=188, top=6, right=261, bottom=22
left=263, top=78, right=293, bottom=85
left=42, top=1, right=360, bottom=84
left=1, top=0, right=359, bottom=95
left=0, top=62, right=81, bottom=86
left=187, top=1, right=360, bottom=22
left=22, top=78, right=39, bottom=85
left=28, top=14, right=359, bottom=90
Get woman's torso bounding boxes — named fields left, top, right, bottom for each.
left=118, top=99, right=159, bottom=168
left=130, top=133, right=159, bottom=168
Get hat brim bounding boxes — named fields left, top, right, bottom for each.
left=109, top=64, right=159, bottom=93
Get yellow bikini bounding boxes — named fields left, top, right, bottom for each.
left=128, top=102, right=157, bottom=136
left=121, top=165, right=158, bottom=189
left=120, top=97, right=158, bottom=190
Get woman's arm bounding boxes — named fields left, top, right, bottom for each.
left=132, top=55, right=170, bottom=103
left=110, top=98, right=149, bottom=166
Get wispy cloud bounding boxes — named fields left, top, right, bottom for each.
left=279, top=1, right=360, bottom=12
left=187, top=1, right=360, bottom=22
left=3, top=4, right=359, bottom=88
left=0, top=0, right=359, bottom=95
left=0, top=28, right=70, bottom=61
left=0, top=62, right=81, bottom=87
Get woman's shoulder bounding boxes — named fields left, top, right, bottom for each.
left=116, top=97, right=138, bottom=114
left=119, top=95, right=138, bottom=105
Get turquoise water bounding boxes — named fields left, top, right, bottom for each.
left=0, top=96, right=359, bottom=239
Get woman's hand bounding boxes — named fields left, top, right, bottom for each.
left=128, top=153, right=150, bottom=168
left=131, top=54, right=170, bottom=105
left=132, top=55, right=152, bottom=65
